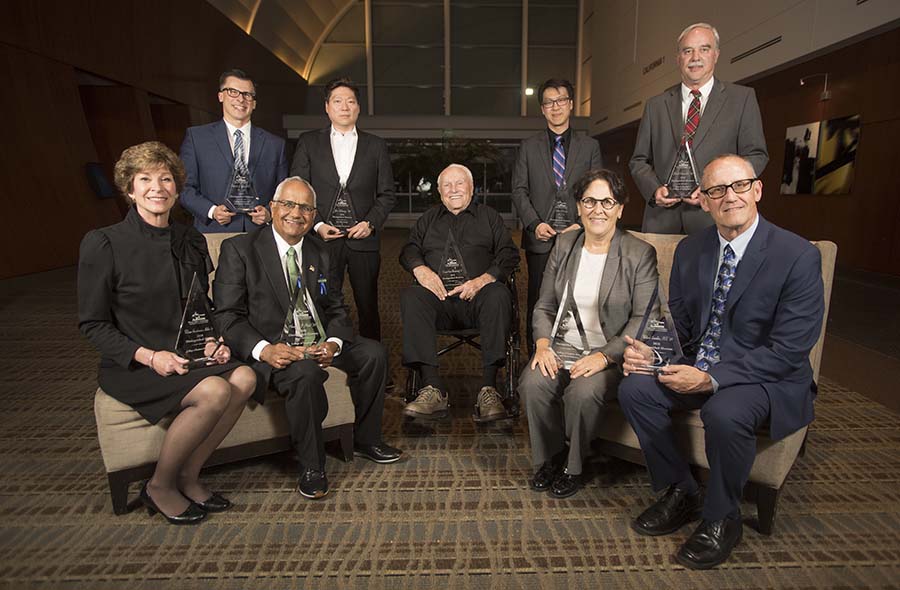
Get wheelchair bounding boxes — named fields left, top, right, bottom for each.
left=404, top=271, right=522, bottom=420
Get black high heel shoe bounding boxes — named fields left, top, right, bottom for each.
left=193, top=492, right=232, bottom=513
left=140, top=482, right=206, bottom=525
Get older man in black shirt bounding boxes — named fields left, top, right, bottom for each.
left=399, top=164, right=520, bottom=422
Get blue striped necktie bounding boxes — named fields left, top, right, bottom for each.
left=695, top=244, right=737, bottom=371
left=552, top=136, right=565, bottom=188
left=233, top=129, right=249, bottom=175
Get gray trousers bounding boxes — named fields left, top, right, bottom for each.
left=520, top=364, right=621, bottom=475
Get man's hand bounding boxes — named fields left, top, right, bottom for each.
left=535, top=222, right=557, bottom=242
left=447, top=273, right=495, bottom=301
left=622, top=335, right=655, bottom=376
left=317, top=223, right=345, bottom=241
left=345, top=221, right=372, bottom=240
left=307, top=341, right=339, bottom=368
left=212, top=204, right=236, bottom=225
left=658, top=364, right=713, bottom=394
left=413, top=265, right=448, bottom=300
left=560, top=223, right=581, bottom=234
left=260, top=343, right=306, bottom=370
left=249, top=205, right=270, bottom=225
left=681, top=186, right=702, bottom=207
left=204, top=338, right=231, bottom=364
left=530, top=340, right=560, bottom=379
left=654, top=185, right=680, bottom=208
left=570, top=352, right=609, bottom=379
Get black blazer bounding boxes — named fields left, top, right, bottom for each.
left=213, top=227, right=353, bottom=401
left=290, top=128, right=396, bottom=252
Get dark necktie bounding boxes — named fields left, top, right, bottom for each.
left=683, top=90, right=701, bottom=145
left=552, top=136, right=565, bottom=188
left=695, top=244, right=737, bottom=371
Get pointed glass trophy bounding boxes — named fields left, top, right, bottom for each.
left=547, top=184, right=572, bottom=232
left=548, top=283, right=591, bottom=370
left=281, top=279, right=326, bottom=356
left=633, top=283, right=684, bottom=374
left=665, top=137, right=700, bottom=199
left=439, top=229, right=469, bottom=291
left=327, top=185, right=358, bottom=232
left=174, top=273, right=223, bottom=369
left=224, top=166, right=260, bottom=213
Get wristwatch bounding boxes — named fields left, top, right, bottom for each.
left=365, top=220, right=374, bottom=231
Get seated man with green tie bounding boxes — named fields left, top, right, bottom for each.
left=214, top=177, right=402, bottom=500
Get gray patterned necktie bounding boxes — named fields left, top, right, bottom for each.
left=233, top=129, right=248, bottom=175
left=695, top=244, right=737, bottom=371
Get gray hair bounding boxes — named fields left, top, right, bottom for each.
left=437, top=163, right=474, bottom=189
left=273, top=176, right=317, bottom=206
left=677, top=23, right=720, bottom=51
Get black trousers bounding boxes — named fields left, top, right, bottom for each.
left=271, top=337, right=387, bottom=471
left=617, top=374, right=770, bottom=521
left=525, top=251, right=551, bottom=353
left=324, top=239, right=382, bottom=341
left=400, top=283, right=511, bottom=370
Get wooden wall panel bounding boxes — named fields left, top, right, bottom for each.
left=596, top=26, right=900, bottom=276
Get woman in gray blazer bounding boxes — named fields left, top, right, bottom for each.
left=520, top=169, right=658, bottom=498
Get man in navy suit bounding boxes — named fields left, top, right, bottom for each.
left=180, top=69, right=289, bottom=233
left=619, top=154, right=824, bottom=569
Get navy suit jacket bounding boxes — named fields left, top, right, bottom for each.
left=669, top=216, right=824, bottom=440
left=180, top=120, right=288, bottom=233
left=213, top=227, right=353, bottom=401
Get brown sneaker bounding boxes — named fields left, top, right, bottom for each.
left=474, top=386, right=508, bottom=423
left=403, top=385, right=449, bottom=418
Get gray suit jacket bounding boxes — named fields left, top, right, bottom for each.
left=629, top=79, right=768, bottom=234
left=512, top=130, right=602, bottom=254
left=532, top=228, right=658, bottom=365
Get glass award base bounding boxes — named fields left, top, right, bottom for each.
left=551, top=340, right=587, bottom=370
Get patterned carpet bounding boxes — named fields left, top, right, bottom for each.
left=1, top=228, right=899, bottom=589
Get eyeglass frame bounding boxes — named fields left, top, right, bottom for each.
left=701, top=178, right=758, bottom=200
left=271, top=199, right=316, bottom=214
left=579, top=197, right=620, bottom=211
left=540, top=96, right=572, bottom=109
left=220, top=87, right=257, bottom=101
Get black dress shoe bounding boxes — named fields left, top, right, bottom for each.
left=298, top=468, right=329, bottom=499
left=140, top=482, right=206, bottom=525
left=550, top=473, right=582, bottom=498
left=354, top=442, right=403, bottom=464
left=631, top=485, right=702, bottom=536
left=529, top=461, right=561, bottom=492
left=676, top=516, right=743, bottom=570
left=193, top=492, right=232, bottom=513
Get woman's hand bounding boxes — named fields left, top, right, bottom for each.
left=569, top=352, right=608, bottom=379
left=530, top=340, right=560, bottom=379
left=150, top=350, right=190, bottom=376
left=207, top=338, right=231, bottom=364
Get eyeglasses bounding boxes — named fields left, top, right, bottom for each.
left=701, top=178, right=757, bottom=200
left=271, top=199, right=315, bottom=214
left=541, top=96, right=572, bottom=109
left=220, top=87, right=256, bottom=101
left=579, top=197, right=619, bottom=211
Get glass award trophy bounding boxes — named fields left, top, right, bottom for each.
left=281, top=279, right=326, bottom=354
left=633, top=284, right=684, bottom=373
left=665, top=137, right=700, bottom=199
left=547, top=184, right=572, bottom=232
left=327, top=185, right=358, bottom=233
left=548, top=283, right=590, bottom=370
left=174, top=273, right=223, bottom=369
left=439, top=229, right=469, bottom=291
left=224, top=166, right=260, bottom=213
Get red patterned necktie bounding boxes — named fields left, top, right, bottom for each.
left=683, top=90, right=701, bottom=145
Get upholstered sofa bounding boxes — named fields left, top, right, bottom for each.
left=94, top=232, right=356, bottom=514
left=593, top=231, right=837, bottom=534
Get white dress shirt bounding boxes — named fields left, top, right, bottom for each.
left=208, top=120, right=253, bottom=219
left=681, top=77, right=715, bottom=122
left=330, top=125, right=358, bottom=185
left=251, top=227, right=343, bottom=361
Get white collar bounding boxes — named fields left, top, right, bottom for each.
left=224, top=119, right=252, bottom=137
left=717, top=213, right=759, bottom=262
left=272, top=226, right=303, bottom=262
left=330, top=125, right=357, bottom=138
left=681, top=77, right=715, bottom=102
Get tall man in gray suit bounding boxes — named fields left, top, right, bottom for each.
left=512, top=79, right=603, bottom=352
left=629, top=23, right=768, bottom=235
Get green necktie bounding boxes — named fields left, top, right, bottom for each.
left=285, top=247, right=317, bottom=346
